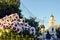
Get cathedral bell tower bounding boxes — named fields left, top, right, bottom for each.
left=49, top=15, right=55, bottom=27
left=49, top=15, right=56, bottom=34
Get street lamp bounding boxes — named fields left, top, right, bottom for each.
left=40, top=24, right=45, bottom=40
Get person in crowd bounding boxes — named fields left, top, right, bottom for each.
left=46, top=31, right=51, bottom=40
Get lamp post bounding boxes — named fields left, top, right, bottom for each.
left=40, top=25, right=45, bottom=40
left=43, top=27, right=45, bottom=40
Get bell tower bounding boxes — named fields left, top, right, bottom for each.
left=49, top=15, right=56, bottom=35
left=49, top=15, right=55, bottom=27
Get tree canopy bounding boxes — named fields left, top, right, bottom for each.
left=0, top=0, right=23, bottom=18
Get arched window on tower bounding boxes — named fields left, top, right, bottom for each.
left=52, top=27, right=54, bottom=32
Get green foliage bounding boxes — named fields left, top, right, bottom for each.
left=0, top=29, right=35, bottom=40
left=25, top=17, right=39, bottom=28
left=0, top=0, right=23, bottom=18
left=0, top=0, right=20, bottom=6
left=40, top=25, right=45, bottom=28
left=25, top=17, right=39, bottom=37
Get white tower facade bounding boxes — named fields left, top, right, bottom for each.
left=49, top=15, right=56, bottom=35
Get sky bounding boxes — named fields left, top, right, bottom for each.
left=20, top=0, right=60, bottom=29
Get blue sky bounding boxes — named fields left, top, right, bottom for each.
left=20, top=0, right=60, bottom=29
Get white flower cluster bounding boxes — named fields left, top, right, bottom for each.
left=0, top=13, right=36, bottom=35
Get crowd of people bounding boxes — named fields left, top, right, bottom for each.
left=37, top=31, right=59, bottom=40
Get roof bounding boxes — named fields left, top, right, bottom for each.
left=50, top=15, right=54, bottom=17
